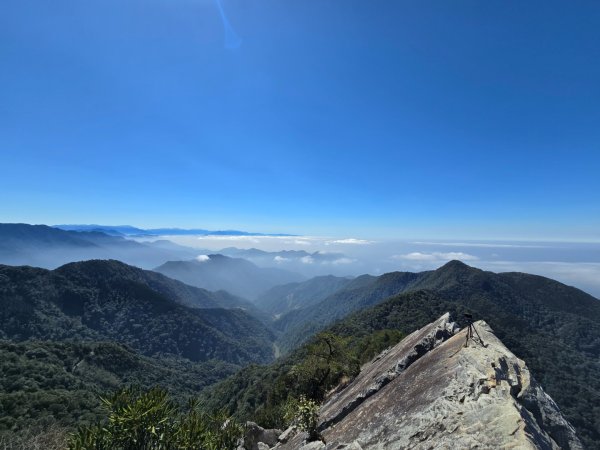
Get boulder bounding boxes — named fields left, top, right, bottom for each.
left=244, top=421, right=282, bottom=450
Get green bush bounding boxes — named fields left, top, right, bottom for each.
left=68, top=387, right=243, bottom=450
left=288, top=333, right=360, bottom=402
left=200, top=328, right=406, bottom=430
left=282, top=395, right=321, bottom=442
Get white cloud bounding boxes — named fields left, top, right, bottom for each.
left=285, top=239, right=313, bottom=246
left=195, top=254, right=210, bottom=262
left=392, top=252, right=479, bottom=262
left=318, top=257, right=357, bottom=265
left=393, top=252, right=438, bottom=261
left=196, top=235, right=261, bottom=243
left=412, top=241, right=549, bottom=249
left=274, top=255, right=289, bottom=263
left=330, top=257, right=356, bottom=265
left=301, top=255, right=315, bottom=264
left=327, top=238, right=374, bottom=245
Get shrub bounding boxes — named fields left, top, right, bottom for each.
left=285, top=395, right=320, bottom=442
left=68, top=387, right=243, bottom=450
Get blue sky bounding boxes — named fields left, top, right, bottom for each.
left=1, top=0, right=599, bottom=239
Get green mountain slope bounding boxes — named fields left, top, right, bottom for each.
left=254, top=275, right=354, bottom=317
left=0, top=260, right=275, bottom=365
left=0, top=340, right=239, bottom=434
left=274, top=272, right=418, bottom=351
left=55, top=259, right=261, bottom=314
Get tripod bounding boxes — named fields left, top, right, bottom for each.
left=464, top=314, right=485, bottom=347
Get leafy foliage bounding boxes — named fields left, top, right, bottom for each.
left=286, top=396, right=320, bottom=442
left=0, top=340, right=238, bottom=435
left=200, top=327, right=405, bottom=429
left=68, top=387, right=243, bottom=450
left=287, top=333, right=360, bottom=401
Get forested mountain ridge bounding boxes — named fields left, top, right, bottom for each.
left=55, top=259, right=262, bottom=314
left=274, top=271, right=420, bottom=351
left=254, top=275, right=354, bottom=316
left=275, top=260, right=600, bottom=354
left=0, top=260, right=275, bottom=365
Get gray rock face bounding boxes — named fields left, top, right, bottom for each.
left=278, top=426, right=298, bottom=444
left=244, top=422, right=282, bottom=450
left=276, top=314, right=583, bottom=450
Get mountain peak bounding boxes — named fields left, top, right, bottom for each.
left=155, top=255, right=303, bottom=300
left=55, top=259, right=141, bottom=278
left=275, top=314, right=583, bottom=449
left=438, top=259, right=471, bottom=271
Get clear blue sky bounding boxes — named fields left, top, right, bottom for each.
left=1, top=0, right=599, bottom=239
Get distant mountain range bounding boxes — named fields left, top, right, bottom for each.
left=0, top=223, right=199, bottom=269
left=54, top=224, right=294, bottom=237
left=155, top=255, right=304, bottom=300
left=0, top=223, right=312, bottom=305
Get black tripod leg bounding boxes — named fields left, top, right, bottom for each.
left=464, top=324, right=470, bottom=347
left=471, top=324, right=485, bottom=346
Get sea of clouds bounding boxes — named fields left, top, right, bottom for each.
left=142, top=234, right=600, bottom=298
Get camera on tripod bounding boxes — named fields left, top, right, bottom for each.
left=463, top=313, right=484, bottom=347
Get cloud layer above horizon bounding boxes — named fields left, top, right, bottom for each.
left=149, top=234, right=600, bottom=298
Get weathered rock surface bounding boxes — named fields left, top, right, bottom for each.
left=244, top=422, right=282, bottom=450
left=275, top=313, right=583, bottom=450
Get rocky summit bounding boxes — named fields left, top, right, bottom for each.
left=251, top=313, right=583, bottom=450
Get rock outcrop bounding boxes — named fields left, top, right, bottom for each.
left=272, top=313, right=583, bottom=450
left=243, top=422, right=283, bottom=450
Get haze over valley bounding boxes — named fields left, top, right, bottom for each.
left=3, top=223, right=600, bottom=299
